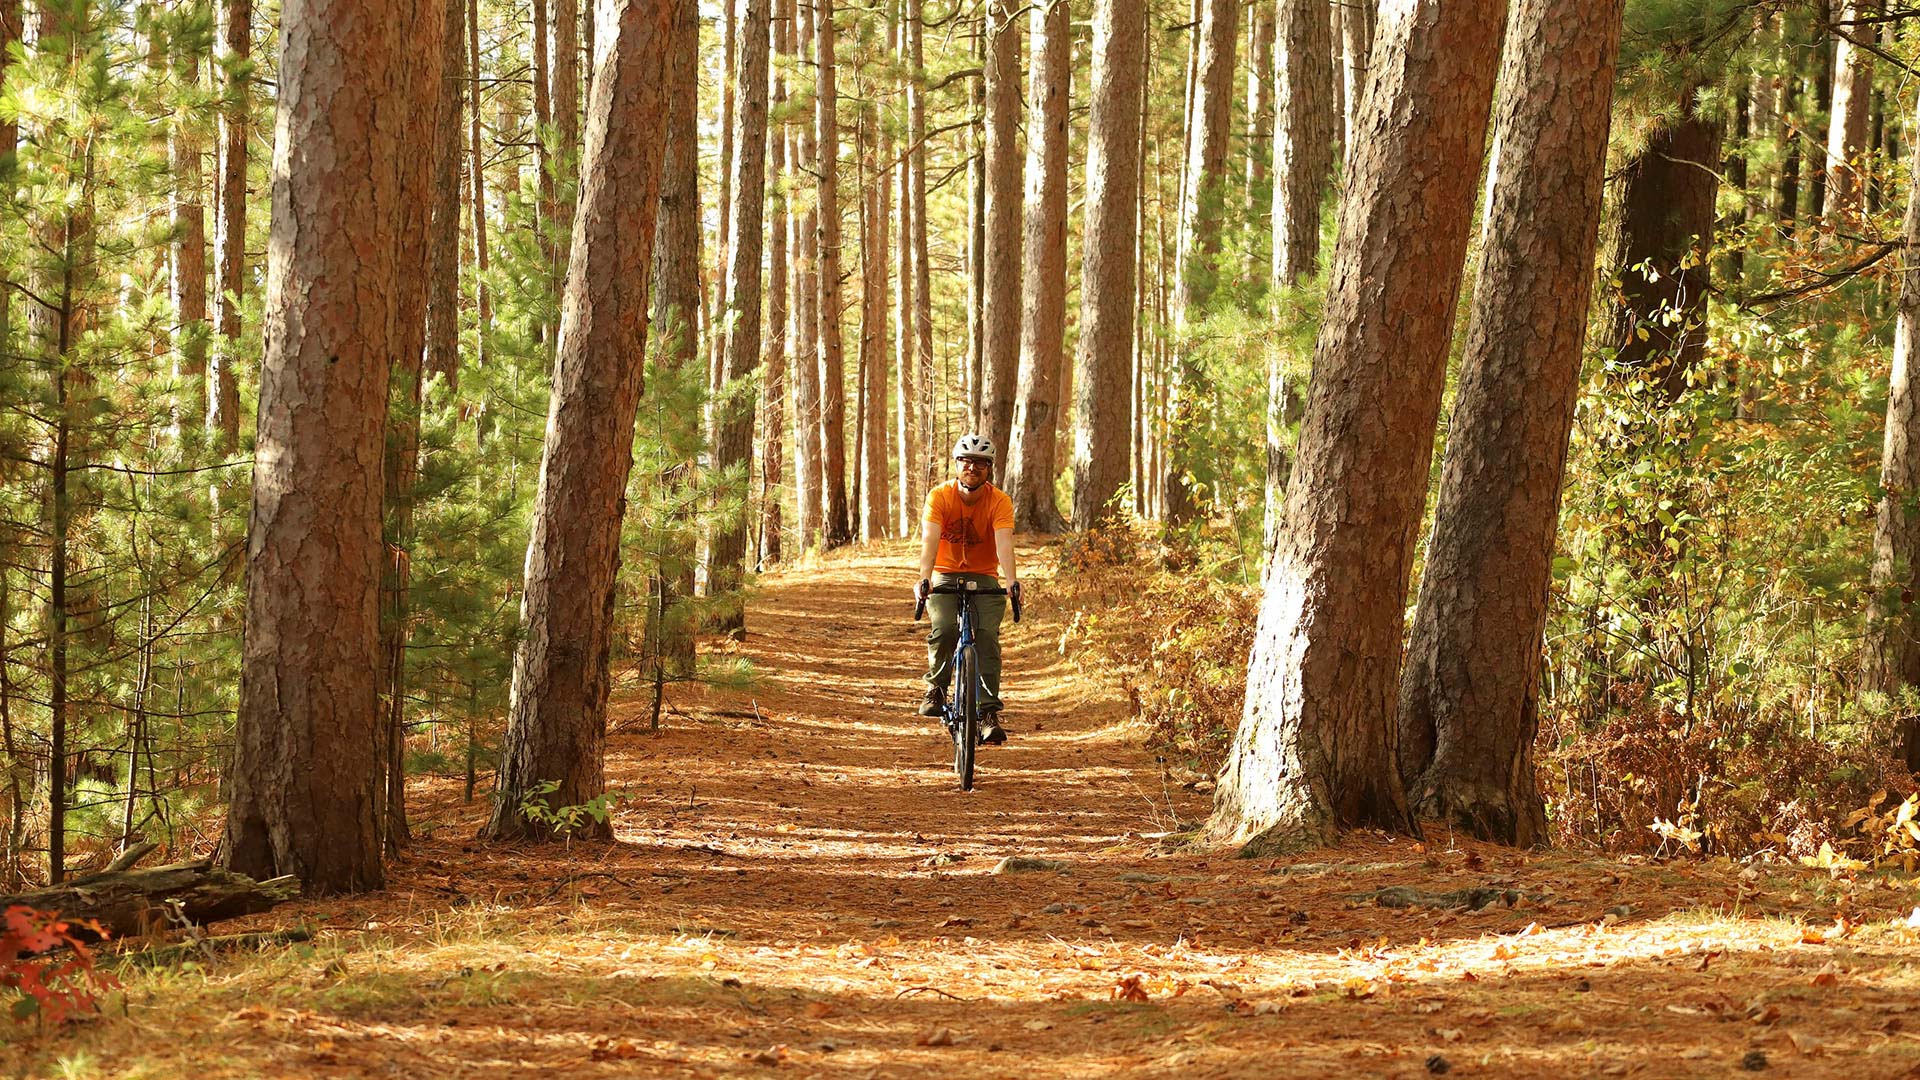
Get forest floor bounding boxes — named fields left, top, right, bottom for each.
left=8, top=541, right=1920, bottom=1078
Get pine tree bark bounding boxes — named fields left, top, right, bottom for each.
left=1396, top=0, right=1625, bottom=847
left=1261, top=0, right=1331, bottom=555
left=1205, top=0, right=1505, bottom=855
left=1808, top=0, right=1834, bottom=218
left=894, top=12, right=918, bottom=537
left=793, top=0, right=824, bottom=548
left=857, top=114, right=892, bottom=542
left=1271, top=0, right=1333, bottom=286
left=484, top=0, right=672, bottom=842
left=1823, top=1, right=1874, bottom=219
left=710, top=0, right=769, bottom=630
left=425, top=0, right=467, bottom=390
left=1605, top=91, right=1719, bottom=404
left=224, top=0, right=446, bottom=894
left=1164, top=0, right=1236, bottom=524
left=1775, top=10, right=1803, bottom=234
left=552, top=0, right=580, bottom=283
left=1007, top=0, right=1070, bottom=533
left=532, top=0, right=555, bottom=273
left=170, top=35, right=209, bottom=432
left=1069, top=0, right=1144, bottom=529
left=208, top=0, right=249, bottom=453
left=817, top=0, right=852, bottom=546
left=761, top=0, right=789, bottom=567
left=908, top=0, right=936, bottom=500
left=649, top=0, right=700, bottom=678
left=981, top=0, right=1023, bottom=458
left=1862, top=92, right=1920, bottom=774
left=468, top=0, right=492, bottom=370
left=1339, top=0, right=1373, bottom=159
left=1246, top=0, right=1274, bottom=250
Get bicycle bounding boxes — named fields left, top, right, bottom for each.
left=914, top=579, right=1022, bottom=791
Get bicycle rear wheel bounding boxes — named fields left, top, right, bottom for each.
left=954, top=645, right=978, bottom=790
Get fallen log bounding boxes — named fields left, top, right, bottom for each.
left=118, top=928, right=315, bottom=969
left=0, top=860, right=301, bottom=942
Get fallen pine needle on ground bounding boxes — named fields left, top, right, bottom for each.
left=8, top=542, right=1920, bottom=1079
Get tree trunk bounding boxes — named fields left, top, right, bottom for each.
left=552, top=0, right=580, bottom=262
left=909, top=0, right=936, bottom=500
left=425, top=0, right=466, bottom=391
left=1271, top=0, right=1333, bottom=286
left=1007, top=0, right=1070, bottom=533
left=967, top=18, right=986, bottom=428
left=1070, top=0, right=1144, bottom=530
left=1776, top=10, right=1803, bottom=235
left=981, top=0, right=1023, bottom=458
left=1339, top=0, right=1373, bottom=159
left=793, top=0, right=824, bottom=548
left=761, top=0, right=789, bottom=567
left=1605, top=92, right=1719, bottom=404
left=224, top=0, right=446, bottom=895
left=817, top=0, right=852, bottom=546
left=484, top=0, right=672, bottom=842
left=532, top=0, right=554, bottom=273
left=1861, top=91, right=1920, bottom=774
left=1261, top=0, right=1333, bottom=553
left=857, top=112, right=892, bottom=543
left=170, top=35, right=209, bottom=433
left=894, top=10, right=918, bottom=538
left=208, top=0, right=249, bottom=453
left=1164, top=0, right=1237, bottom=525
left=1246, top=0, right=1274, bottom=257
left=1808, top=0, right=1833, bottom=219
left=1823, top=0, right=1873, bottom=219
left=710, top=0, right=769, bottom=631
left=648, top=0, right=700, bottom=678
left=469, top=0, right=492, bottom=371
left=1205, top=0, right=1505, bottom=855
left=1396, top=0, right=1625, bottom=847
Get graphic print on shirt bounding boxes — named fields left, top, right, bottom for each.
left=941, top=506, right=988, bottom=566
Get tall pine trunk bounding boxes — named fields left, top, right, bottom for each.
left=469, top=0, right=492, bottom=369
left=981, top=0, right=1023, bottom=456
left=817, top=0, right=852, bottom=546
left=1861, top=92, right=1920, bottom=774
left=793, top=0, right=824, bottom=548
left=1823, top=1, right=1874, bottom=219
left=761, top=0, right=790, bottom=566
left=1205, top=0, right=1505, bottom=855
left=1008, top=0, right=1069, bottom=533
left=484, top=0, right=672, bottom=842
left=711, top=0, right=770, bottom=630
left=649, top=0, right=701, bottom=678
left=208, top=0, right=249, bottom=453
left=908, top=0, right=935, bottom=499
left=170, top=36, right=209, bottom=431
left=224, top=0, right=447, bottom=894
left=1070, top=0, right=1144, bottom=529
left=1164, top=0, right=1236, bottom=525
left=1396, top=0, right=1625, bottom=846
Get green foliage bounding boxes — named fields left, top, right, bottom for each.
left=514, top=779, right=628, bottom=839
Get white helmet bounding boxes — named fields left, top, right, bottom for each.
left=952, top=433, right=996, bottom=462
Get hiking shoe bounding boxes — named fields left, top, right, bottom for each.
left=980, top=709, right=1007, bottom=745
left=917, top=688, right=945, bottom=717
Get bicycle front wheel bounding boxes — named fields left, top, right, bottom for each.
left=954, top=644, right=978, bottom=791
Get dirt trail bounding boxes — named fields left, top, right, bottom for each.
left=16, top=542, right=1920, bottom=1079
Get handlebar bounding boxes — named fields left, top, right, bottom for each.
left=914, top=581, right=1022, bottom=624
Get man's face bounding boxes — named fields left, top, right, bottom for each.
left=955, top=455, right=991, bottom=487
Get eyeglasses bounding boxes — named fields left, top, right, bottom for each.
left=956, top=457, right=990, bottom=470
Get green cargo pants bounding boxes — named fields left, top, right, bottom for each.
left=924, top=572, right=1007, bottom=714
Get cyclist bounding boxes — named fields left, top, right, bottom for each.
left=914, top=434, right=1021, bottom=744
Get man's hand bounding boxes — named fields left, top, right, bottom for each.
left=914, top=579, right=931, bottom=604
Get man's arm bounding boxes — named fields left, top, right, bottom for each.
left=918, top=519, right=940, bottom=582
left=995, top=527, right=1016, bottom=587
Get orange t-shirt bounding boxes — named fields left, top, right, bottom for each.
left=923, top=480, right=1014, bottom=575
